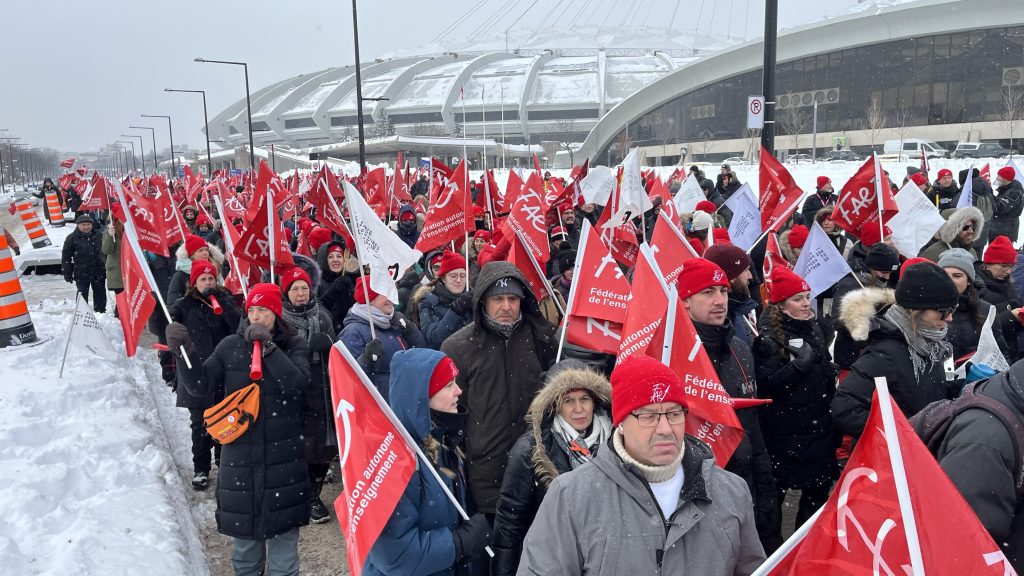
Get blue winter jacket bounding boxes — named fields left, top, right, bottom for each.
left=363, top=348, right=463, bottom=576
left=339, top=306, right=426, bottom=403
left=418, top=286, right=473, bottom=350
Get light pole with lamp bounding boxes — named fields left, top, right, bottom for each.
left=130, top=126, right=158, bottom=174
left=193, top=58, right=255, bottom=170
left=121, top=134, right=146, bottom=177
left=117, top=140, right=138, bottom=173
left=165, top=88, right=213, bottom=177
left=141, top=114, right=176, bottom=178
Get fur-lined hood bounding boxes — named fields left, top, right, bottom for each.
left=174, top=242, right=225, bottom=272
left=779, top=229, right=799, bottom=264
left=936, top=206, right=983, bottom=246
left=838, top=286, right=896, bottom=342
left=527, top=364, right=612, bottom=487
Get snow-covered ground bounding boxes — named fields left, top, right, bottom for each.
left=0, top=274, right=207, bottom=574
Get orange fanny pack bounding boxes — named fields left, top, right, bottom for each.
left=204, top=383, right=260, bottom=444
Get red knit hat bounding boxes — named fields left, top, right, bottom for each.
left=937, top=168, right=953, bottom=180
left=787, top=224, right=809, bottom=249
left=354, top=276, right=381, bottom=304
left=327, top=243, right=345, bottom=256
left=695, top=200, right=717, bottom=214
left=438, top=251, right=467, bottom=277
left=816, top=176, right=831, bottom=189
left=984, top=235, right=1016, bottom=264
left=189, top=260, right=218, bottom=287
left=428, top=356, right=459, bottom=398
left=676, top=258, right=730, bottom=300
left=196, top=213, right=212, bottom=228
left=185, top=235, right=208, bottom=257
left=245, top=283, right=283, bottom=318
left=712, top=227, right=731, bottom=244
left=473, top=229, right=491, bottom=242
left=298, top=217, right=314, bottom=234
left=559, top=202, right=575, bottom=215
left=400, top=210, right=416, bottom=222
left=472, top=205, right=485, bottom=217
left=910, top=172, right=928, bottom=187
left=308, top=227, right=333, bottom=253
left=550, top=226, right=568, bottom=240
left=998, top=166, right=1017, bottom=183
left=859, top=223, right=891, bottom=247
left=900, top=256, right=932, bottom=276
left=768, top=267, right=810, bottom=303
left=610, top=354, right=689, bottom=426
left=280, top=266, right=311, bottom=293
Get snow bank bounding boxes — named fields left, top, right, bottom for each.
left=0, top=297, right=206, bottom=575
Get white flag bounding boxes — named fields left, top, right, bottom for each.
left=68, top=296, right=118, bottom=361
left=955, top=306, right=1009, bottom=377
left=955, top=165, right=974, bottom=209
left=888, top=181, right=946, bottom=258
left=723, top=182, right=762, bottom=251
left=605, top=148, right=653, bottom=228
left=578, top=165, right=616, bottom=205
left=792, top=222, right=853, bottom=298
left=672, top=173, right=705, bottom=214
left=343, top=180, right=422, bottom=304
left=1006, top=158, right=1024, bottom=185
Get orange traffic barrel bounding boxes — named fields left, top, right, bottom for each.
left=44, top=191, right=65, bottom=227
left=13, top=200, right=51, bottom=249
left=0, top=224, right=39, bottom=348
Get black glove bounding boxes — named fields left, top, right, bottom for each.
left=787, top=342, right=820, bottom=372
left=309, top=332, right=334, bottom=353
left=451, top=292, right=473, bottom=315
left=452, top=513, right=491, bottom=561
left=165, top=322, right=193, bottom=356
left=244, top=323, right=273, bottom=344
left=360, top=338, right=384, bottom=364
left=390, top=311, right=410, bottom=332
left=200, top=287, right=217, bottom=298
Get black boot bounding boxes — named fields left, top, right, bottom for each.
left=310, top=478, right=330, bottom=524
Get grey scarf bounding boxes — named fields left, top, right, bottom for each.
left=349, top=303, right=393, bottom=330
left=483, top=312, right=522, bottom=339
left=884, top=305, right=953, bottom=379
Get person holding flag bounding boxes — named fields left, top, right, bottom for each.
left=167, top=235, right=225, bottom=307
left=203, top=283, right=311, bottom=575
left=362, top=348, right=491, bottom=575
left=937, top=247, right=1009, bottom=359
left=832, top=261, right=960, bottom=441
left=990, top=165, right=1024, bottom=243
left=677, top=258, right=780, bottom=552
left=931, top=167, right=960, bottom=210
left=516, top=354, right=765, bottom=575
left=313, top=235, right=357, bottom=336
left=751, top=266, right=839, bottom=530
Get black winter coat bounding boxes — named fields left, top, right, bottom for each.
left=440, top=262, right=557, bottom=513
left=991, top=179, right=1024, bottom=242
left=931, top=182, right=960, bottom=211
left=799, top=190, right=838, bottom=225
left=418, top=283, right=473, bottom=350
left=281, top=296, right=336, bottom=467
left=832, top=309, right=956, bottom=440
left=61, top=228, right=105, bottom=282
left=752, top=314, right=838, bottom=490
left=945, top=286, right=1007, bottom=360
left=694, top=320, right=781, bottom=551
left=170, top=288, right=243, bottom=408
left=203, top=325, right=312, bottom=540
left=316, top=240, right=357, bottom=335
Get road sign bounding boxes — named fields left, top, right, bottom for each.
left=176, top=165, right=185, bottom=178
left=747, top=96, right=765, bottom=129
left=229, top=168, right=242, bottom=177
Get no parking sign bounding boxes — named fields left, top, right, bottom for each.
left=747, top=96, right=765, bottom=129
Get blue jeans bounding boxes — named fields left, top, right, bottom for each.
left=231, top=528, right=300, bottom=576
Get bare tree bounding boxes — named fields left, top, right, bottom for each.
left=545, top=118, right=579, bottom=166
left=1003, top=86, right=1024, bottom=154
left=613, top=130, right=632, bottom=164
left=893, top=105, right=917, bottom=154
left=863, top=97, right=887, bottom=152
left=743, top=127, right=761, bottom=161
left=777, top=106, right=808, bottom=158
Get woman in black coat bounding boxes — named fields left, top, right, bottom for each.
left=203, top=283, right=311, bottom=574
left=418, top=251, right=473, bottom=349
left=752, top=267, right=838, bottom=526
left=936, top=248, right=1010, bottom=359
left=279, top=258, right=336, bottom=525
left=316, top=239, right=357, bottom=335
left=165, top=260, right=243, bottom=490
left=832, top=262, right=961, bottom=442
left=491, top=361, right=612, bottom=576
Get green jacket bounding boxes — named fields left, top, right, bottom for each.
left=101, top=228, right=123, bottom=290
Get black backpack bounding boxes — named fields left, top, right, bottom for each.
left=910, top=379, right=1024, bottom=496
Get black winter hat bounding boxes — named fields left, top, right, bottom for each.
left=864, top=244, right=900, bottom=272
left=895, top=261, right=959, bottom=310
left=557, top=247, right=577, bottom=274
left=75, top=214, right=95, bottom=225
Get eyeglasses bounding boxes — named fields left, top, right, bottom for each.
left=446, top=273, right=468, bottom=280
left=934, top=304, right=958, bottom=318
left=630, top=409, right=687, bottom=427
left=961, top=224, right=974, bottom=231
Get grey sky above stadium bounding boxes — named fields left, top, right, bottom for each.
left=1, top=0, right=859, bottom=152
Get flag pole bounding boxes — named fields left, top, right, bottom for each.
left=212, top=194, right=249, bottom=298
left=750, top=507, right=826, bottom=576
left=515, top=230, right=566, bottom=318
left=339, top=181, right=376, bottom=341
left=58, top=293, right=80, bottom=378
left=873, top=152, right=884, bottom=243
left=556, top=220, right=592, bottom=361
left=332, top=343, right=494, bottom=557
left=267, top=187, right=276, bottom=285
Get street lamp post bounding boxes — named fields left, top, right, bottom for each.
left=194, top=58, right=256, bottom=170
left=121, top=134, right=146, bottom=177
left=165, top=88, right=213, bottom=177
left=141, top=114, right=176, bottom=178
left=350, top=0, right=367, bottom=174
left=130, top=125, right=158, bottom=174
left=117, top=140, right=138, bottom=173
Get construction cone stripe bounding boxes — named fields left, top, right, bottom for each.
left=44, top=191, right=65, bottom=227
left=0, top=225, right=38, bottom=347
left=14, top=200, right=51, bottom=249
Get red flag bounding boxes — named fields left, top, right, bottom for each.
left=308, top=168, right=353, bottom=242
left=216, top=181, right=247, bottom=222
left=59, top=158, right=75, bottom=169
left=758, top=383, right=1016, bottom=575
left=648, top=175, right=678, bottom=226
left=566, top=315, right=622, bottom=355
left=617, top=246, right=669, bottom=363
left=364, top=167, right=388, bottom=217
left=594, top=197, right=640, bottom=267
left=329, top=345, right=417, bottom=576
left=504, top=168, right=525, bottom=211
left=761, top=231, right=793, bottom=301
left=568, top=222, right=630, bottom=323
left=829, top=155, right=898, bottom=238
left=80, top=173, right=110, bottom=211
left=431, top=158, right=454, bottom=181
left=115, top=238, right=156, bottom=357
left=392, top=160, right=412, bottom=204
left=759, top=146, right=805, bottom=233
left=532, top=152, right=543, bottom=176
left=57, top=173, right=76, bottom=190
left=508, top=233, right=548, bottom=302
left=123, top=185, right=170, bottom=256
left=502, top=171, right=550, bottom=266
left=981, top=163, right=992, bottom=183
left=234, top=190, right=295, bottom=270
left=415, top=160, right=470, bottom=253
left=649, top=214, right=697, bottom=287
left=920, top=148, right=930, bottom=174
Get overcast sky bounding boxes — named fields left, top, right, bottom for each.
left=0, top=0, right=856, bottom=154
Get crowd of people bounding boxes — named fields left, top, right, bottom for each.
left=49, top=161, right=1024, bottom=575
